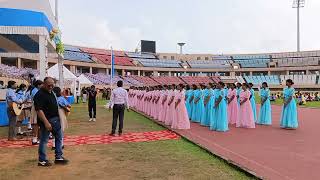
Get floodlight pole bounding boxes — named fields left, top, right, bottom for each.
left=293, top=0, right=305, bottom=52
left=55, top=0, right=64, bottom=89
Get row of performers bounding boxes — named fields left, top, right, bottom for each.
left=128, top=79, right=298, bottom=131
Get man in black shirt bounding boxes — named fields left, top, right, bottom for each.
left=34, top=77, right=68, bottom=166
left=88, top=85, right=97, bottom=122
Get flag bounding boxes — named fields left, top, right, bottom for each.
left=110, top=47, right=115, bottom=84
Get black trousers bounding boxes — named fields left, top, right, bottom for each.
left=88, top=102, right=96, bottom=118
left=112, top=104, right=125, bottom=134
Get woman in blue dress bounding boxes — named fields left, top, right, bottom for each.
left=185, top=85, right=192, bottom=119
left=236, top=82, right=242, bottom=105
left=210, top=82, right=228, bottom=132
left=280, top=79, right=299, bottom=129
left=257, top=82, right=272, bottom=125
left=248, top=83, right=257, bottom=122
left=191, top=84, right=205, bottom=123
left=201, top=83, right=215, bottom=126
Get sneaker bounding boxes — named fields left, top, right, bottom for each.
left=38, top=160, right=52, bottom=167
left=89, top=118, right=93, bottom=122
left=118, top=132, right=122, bottom=136
left=109, top=133, right=116, bottom=137
left=93, top=118, right=96, bottom=122
left=32, top=141, right=39, bottom=145
left=55, top=157, right=69, bottom=165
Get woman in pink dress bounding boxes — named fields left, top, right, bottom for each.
left=227, top=83, right=238, bottom=125
left=172, top=84, right=191, bottom=129
left=236, top=83, right=255, bottom=128
left=154, top=86, right=162, bottom=120
left=158, top=85, right=168, bottom=122
left=165, top=85, right=176, bottom=126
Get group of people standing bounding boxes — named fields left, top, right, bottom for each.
left=129, top=84, right=191, bottom=130
left=128, top=79, right=299, bottom=132
left=6, top=77, right=70, bottom=166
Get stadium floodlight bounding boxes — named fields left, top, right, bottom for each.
left=292, top=0, right=305, bottom=52
left=177, top=43, right=186, bottom=55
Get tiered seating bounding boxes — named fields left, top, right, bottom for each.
left=135, top=59, right=181, bottom=68
left=219, top=76, right=237, bottom=83
left=187, top=60, right=232, bottom=69
left=244, top=75, right=280, bottom=85
left=90, top=54, right=134, bottom=66
left=276, top=58, right=319, bottom=67
left=180, top=76, right=213, bottom=85
left=80, top=47, right=134, bottom=66
left=0, top=64, right=38, bottom=79
left=64, top=46, right=94, bottom=63
left=233, top=55, right=270, bottom=68
left=212, top=55, right=232, bottom=60
left=236, top=76, right=246, bottom=83
left=122, top=76, right=143, bottom=86
left=211, top=76, right=221, bottom=83
left=126, top=52, right=156, bottom=59
left=129, top=76, right=159, bottom=86
left=280, top=75, right=317, bottom=85
left=151, top=76, right=185, bottom=85
left=84, top=73, right=126, bottom=85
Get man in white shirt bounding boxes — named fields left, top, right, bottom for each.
left=109, top=80, right=129, bottom=136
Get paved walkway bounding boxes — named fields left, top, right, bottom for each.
left=142, top=106, right=320, bottom=180
left=0, top=130, right=180, bottom=148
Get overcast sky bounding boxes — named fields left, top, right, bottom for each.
left=53, top=0, right=320, bottom=54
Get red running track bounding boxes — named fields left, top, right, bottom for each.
left=152, top=105, right=320, bottom=180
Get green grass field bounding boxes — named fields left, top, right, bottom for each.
left=0, top=101, right=255, bottom=180
left=254, top=93, right=320, bottom=108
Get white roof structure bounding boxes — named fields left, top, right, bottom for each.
left=77, top=74, right=93, bottom=85
left=47, top=64, right=76, bottom=80
left=0, top=0, right=57, bottom=29
left=0, top=0, right=59, bottom=80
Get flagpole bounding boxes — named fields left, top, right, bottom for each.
left=110, top=46, right=113, bottom=91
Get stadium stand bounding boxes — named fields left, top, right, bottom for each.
left=180, top=76, right=214, bottom=85
left=126, top=52, right=156, bottom=59
left=233, top=55, right=270, bottom=68
left=90, top=54, right=134, bottom=66
left=135, top=59, right=182, bottom=68
left=236, top=76, right=246, bottom=83
left=244, top=75, right=281, bottom=85
left=129, top=75, right=160, bottom=86
left=64, top=45, right=94, bottom=63
left=151, top=76, right=185, bottom=85
left=0, top=64, right=38, bottom=79
left=280, top=75, right=317, bottom=85
left=187, top=60, right=232, bottom=69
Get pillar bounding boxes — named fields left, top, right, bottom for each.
left=17, top=58, right=22, bottom=69
left=249, top=71, right=253, bottom=76
left=89, top=67, right=93, bottom=74
left=0, top=56, right=2, bottom=64
left=168, top=71, right=172, bottom=76
left=142, top=71, right=145, bottom=76
left=106, top=68, right=109, bottom=75
left=286, top=70, right=290, bottom=75
left=70, top=65, right=76, bottom=74
left=138, top=70, right=141, bottom=76
left=230, top=71, right=235, bottom=77
left=306, top=69, right=310, bottom=75
left=39, top=35, right=47, bottom=80
left=122, top=69, right=125, bottom=76
left=268, top=71, right=271, bottom=76
left=153, top=71, right=158, bottom=77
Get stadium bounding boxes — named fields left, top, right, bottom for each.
left=0, top=0, right=320, bottom=180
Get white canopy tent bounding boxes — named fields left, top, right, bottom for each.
left=77, top=74, right=93, bottom=86
left=46, top=64, right=77, bottom=97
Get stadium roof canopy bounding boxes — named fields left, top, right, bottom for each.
left=0, top=0, right=59, bottom=78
